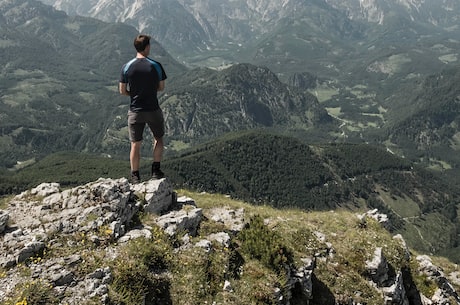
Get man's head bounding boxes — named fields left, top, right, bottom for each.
left=134, top=34, right=151, bottom=54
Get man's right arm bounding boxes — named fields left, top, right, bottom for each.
left=158, top=80, right=165, bottom=92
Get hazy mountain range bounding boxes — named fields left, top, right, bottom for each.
left=38, top=0, right=460, bottom=83
left=0, top=0, right=459, bottom=175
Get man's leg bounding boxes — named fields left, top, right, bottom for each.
left=130, top=141, right=142, bottom=182
left=153, top=137, right=164, bottom=162
left=130, top=141, right=142, bottom=170
left=148, top=109, right=165, bottom=178
left=151, top=137, right=165, bottom=178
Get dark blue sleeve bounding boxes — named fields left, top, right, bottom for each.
left=147, top=58, right=167, bottom=81
left=158, top=62, right=167, bottom=81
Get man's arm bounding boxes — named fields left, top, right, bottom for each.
left=158, top=80, right=165, bottom=92
left=119, top=82, right=130, bottom=96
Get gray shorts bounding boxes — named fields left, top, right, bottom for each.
left=128, top=109, right=165, bottom=142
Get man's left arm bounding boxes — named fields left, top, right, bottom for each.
left=119, top=82, right=130, bottom=96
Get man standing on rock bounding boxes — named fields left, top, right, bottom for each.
left=119, top=34, right=167, bottom=183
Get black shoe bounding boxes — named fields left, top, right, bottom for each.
left=151, top=162, right=165, bottom=179
left=152, top=168, right=165, bottom=179
left=130, top=171, right=141, bottom=184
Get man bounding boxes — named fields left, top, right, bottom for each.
left=119, top=34, right=167, bottom=183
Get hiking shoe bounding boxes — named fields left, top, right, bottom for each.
left=152, top=168, right=165, bottom=179
left=151, top=162, right=165, bottom=179
left=130, top=172, right=141, bottom=184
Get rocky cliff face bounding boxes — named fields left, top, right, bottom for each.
left=325, top=0, right=460, bottom=25
left=157, top=64, right=333, bottom=143
left=1, top=178, right=459, bottom=304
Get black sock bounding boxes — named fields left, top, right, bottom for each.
left=131, top=170, right=140, bottom=178
left=152, top=162, right=161, bottom=170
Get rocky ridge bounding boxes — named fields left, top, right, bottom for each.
left=0, top=178, right=459, bottom=304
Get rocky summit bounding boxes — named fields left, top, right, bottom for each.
left=0, top=178, right=459, bottom=304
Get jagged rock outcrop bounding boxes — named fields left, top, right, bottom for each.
left=1, top=178, right=140, bottom=270
left=366, top=247, right=409, bottom=305
left=366, top=247, right=390, bottom=286
left=0, top=177, right=312, bottom=304
left=363, top=244, right=460, bottom=305
left=0, top=178, right=162, bottom=303
left=131, top=179, right=175, bottom=214
left=416, top=255, right=460, bottom=304
left=156, top=206, right=203, bottom=236
left=0, top=178, right=459, bottom=304
left=358, top=208, right=390, bottom=230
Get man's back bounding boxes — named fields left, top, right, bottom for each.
left=121, top=57, right=165, bottom=112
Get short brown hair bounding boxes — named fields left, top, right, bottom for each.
left=134, top=34, right=151, bottom=52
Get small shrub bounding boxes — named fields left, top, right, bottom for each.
left=237, top=215, right=293, bottom=273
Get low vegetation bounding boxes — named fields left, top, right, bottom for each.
left=4, top=190, right=458, bottom=305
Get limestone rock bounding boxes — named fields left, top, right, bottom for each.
left=30, top=182, right=60, bottom=197
left=132, top=178, right=175, bottom=214
left=0, top=210, right=9, bottom=234
left=208, top=207, right=245, bottom=232
left=289, top=257, right=314, bottom=300
left=417, top=255, right=460, bottom=304
left=366, top=247, right=389, bottom=286
left=0, top=178, right=142, bottom=303
left=155, top=207, right=203, bottom=236
left=381, top=272, right=409, bottom=305
left=357, top=209, right=389, bottom=229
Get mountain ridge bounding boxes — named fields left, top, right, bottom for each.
left=38, top=0, right=460, bottom=81
left=158, top=64, right=334, bottom=146
left=1, top=177, right=460, bottom=304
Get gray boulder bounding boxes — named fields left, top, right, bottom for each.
left=132, top=178, right=175, bottom=214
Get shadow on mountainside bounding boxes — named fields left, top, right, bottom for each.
left=308, top=274, right=335, bottom=305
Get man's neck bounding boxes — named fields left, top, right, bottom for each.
left=136, top=51, right=148, bottom=58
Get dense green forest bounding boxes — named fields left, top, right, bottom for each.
left=0, top=152, right=128, bottom=194
left=2, top=131, right=458, bottom=212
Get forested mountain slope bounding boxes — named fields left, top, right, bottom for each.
left=383, top=68, right=460, bottom=178
left=163, top=131, right=460, bottom=262
left=0, top=0, right=185, bottom=168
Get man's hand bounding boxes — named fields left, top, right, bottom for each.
left=158, top=80, right=165, bottom=92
